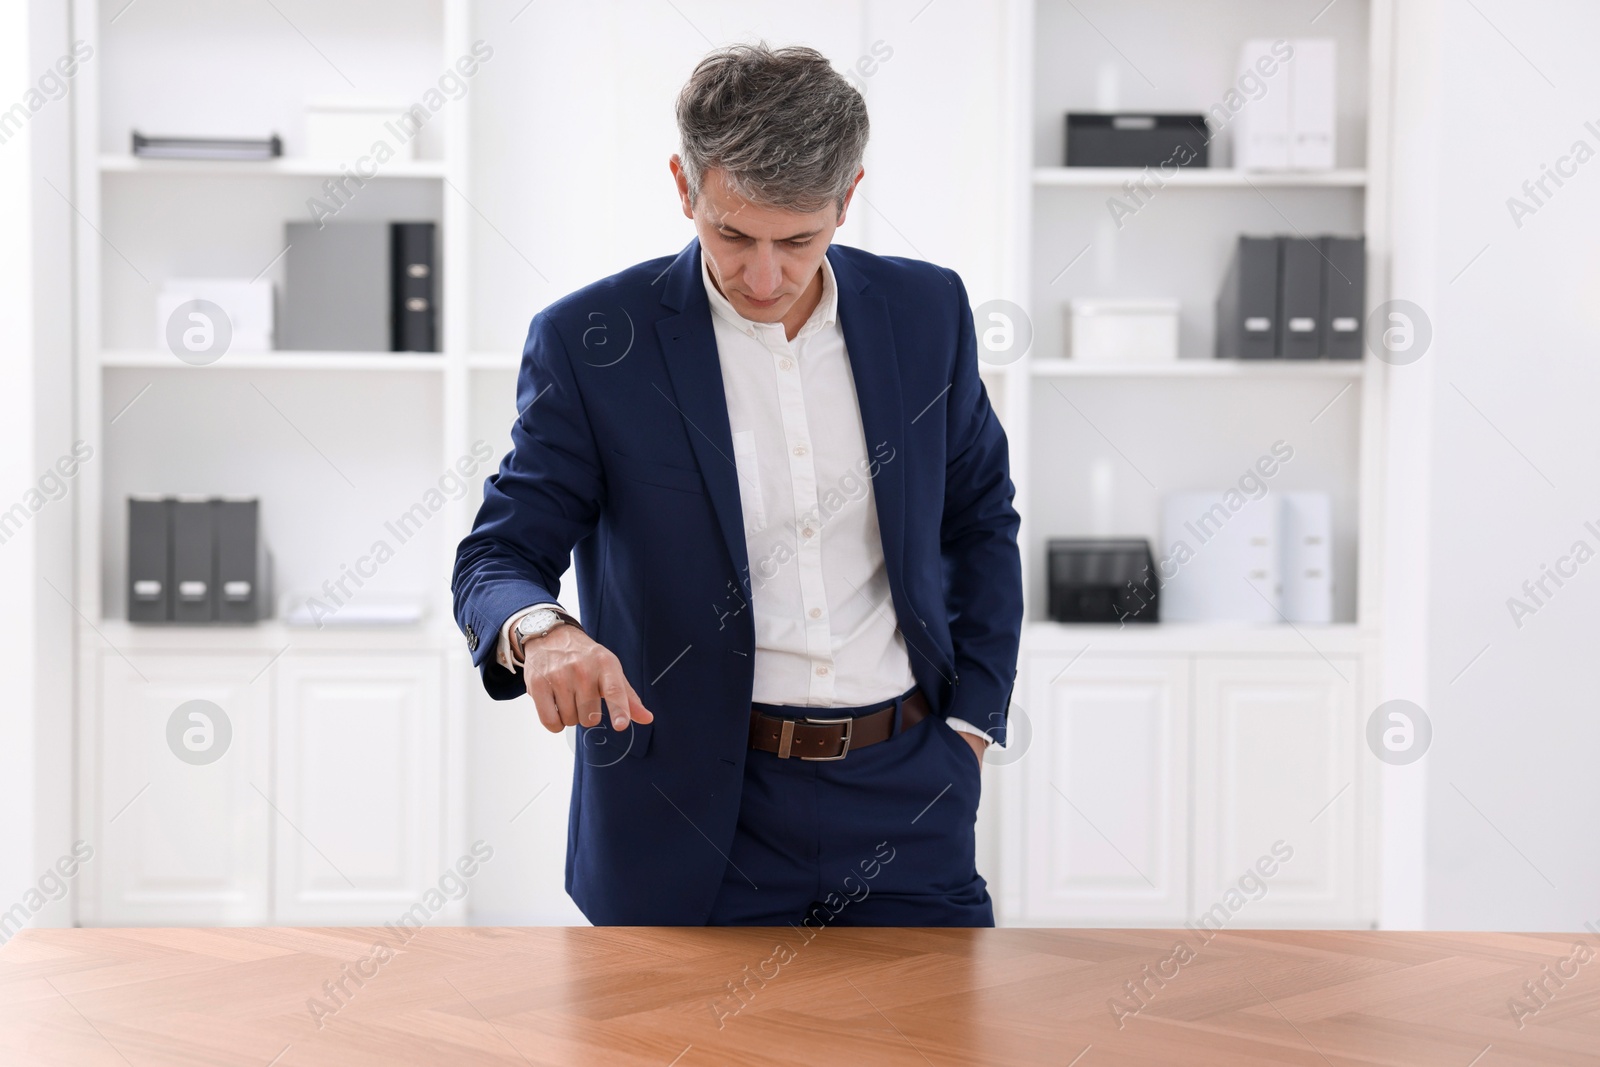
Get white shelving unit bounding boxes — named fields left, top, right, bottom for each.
left=98, top=155, right=451, bottom=178
left=71, top=0, right=478, bottom=927
left=1027, top=358, right=1365, bottom=378
left=993, top=0, right=1395, bottom=927
left=98, top=350, right=450, bottom=371
left=464, top=351, right=520, bottom=371
left=1020, top=619, right=1367, bottom=657
left=1033, top=166, right=1368, bottom=188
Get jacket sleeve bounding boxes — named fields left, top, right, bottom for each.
left=938, top=271, right=1023, bottom=746
left=452, top=311, right=604, bottom=700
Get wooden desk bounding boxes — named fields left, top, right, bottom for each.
left=2, top=926, right=1595, bottom=1065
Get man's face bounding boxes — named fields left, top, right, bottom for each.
left=671, top=158, right=861, bottom=324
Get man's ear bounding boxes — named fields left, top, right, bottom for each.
left=669, top=154, right=695, bottom=219
left=835, top=166, right=866, bottom=227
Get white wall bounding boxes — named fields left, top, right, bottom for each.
left=0, top=0, right=40, bottom=927
left=466, top=0, right=1007, bottom=352
left=1389, top=0, right=1600, bottom=930
left=2, top=0, right=79, bottom=935
left=29, top=0, right=80, bottom=933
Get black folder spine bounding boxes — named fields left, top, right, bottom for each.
left=1216, top=236, right=1279, bottom=360
left=171, top=498, right=216, bottom=624
left=1277, top=237, right=1324, bottom=359
left=214, top=499, right=266, bottom=623
left=127, top=497, right=171, bottom=623
left=1321, top=236, right=1366, bottom=360
left=391, top=222, right=437, bottom=352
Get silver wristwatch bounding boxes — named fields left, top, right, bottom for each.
left=514, top=607, right=579, bottom=653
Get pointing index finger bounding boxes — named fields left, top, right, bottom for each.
left=601, top=664, right=652, bottom=730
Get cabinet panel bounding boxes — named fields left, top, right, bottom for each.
left=1020, top=654, right=1189, bottom=922
left=273, top=654, right=443, bottom=924
left=1194, top=656, right=1362, bottom=925
left=94, top=654, right=271, bottom=925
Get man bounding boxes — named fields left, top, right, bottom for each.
left=452, top=42, right=1021, bottom=926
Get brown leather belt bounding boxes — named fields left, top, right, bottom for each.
left=748, top=689, right=930, bottom=761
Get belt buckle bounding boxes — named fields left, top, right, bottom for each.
left=781, top=715, right=854, bottom=761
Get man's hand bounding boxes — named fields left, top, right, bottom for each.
left=521, top=625, right=654, bottom=733
left=959, top=731, right=987, bottom=769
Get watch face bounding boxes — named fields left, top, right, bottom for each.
left=518, top=609, right=561, bottom=639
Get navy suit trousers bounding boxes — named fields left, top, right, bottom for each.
left=704, top=685, right=994, bottom=927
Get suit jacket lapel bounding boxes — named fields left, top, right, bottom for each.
left=830, top=246, right=907, bottom=608
left=650, top=240, right=907, bottom=610
left=654, top=239, right=752, bottom=593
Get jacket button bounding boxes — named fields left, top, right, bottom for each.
left=466, top=624, right=478, bottom=652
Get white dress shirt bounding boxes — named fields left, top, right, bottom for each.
left=498, top=250, right=990, bottom=744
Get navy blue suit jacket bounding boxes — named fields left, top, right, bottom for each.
left=452, top=237, right=1022, bottom=925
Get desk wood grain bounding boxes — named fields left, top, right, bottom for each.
left=2, top=927, right=1596, bottom=1065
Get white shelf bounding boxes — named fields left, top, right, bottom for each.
left=99, top=155, right=448, bottom=178
left=1028, top=359, right=1365, bottom=378
left=99, top=350, right=447, bottom=371
left=82, top=618, right=453, bottom=655
left=1023, top=620, right=1370, bottom=656
left=1033, top=167, right=1368, bottom=188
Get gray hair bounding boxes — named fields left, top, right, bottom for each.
left=675, top=42, right=869, bottom=215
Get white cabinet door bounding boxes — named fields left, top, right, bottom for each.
left=1017, top=654, right=1190, bottom=923
left=93, top=654, right=272, bottom=925
left=1193, top=656, right=1363, bottom=925
left=272, top=654, right=443, bottom=924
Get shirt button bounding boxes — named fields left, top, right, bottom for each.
left=809, top=607, right=822, bottom=618
left=801, top=527, right=815, bottom=538
left=779, top=358, right=794, bottom=371
left=815, top=665, right=829, bottom=676
left=793, top=445, right=807, bottom=456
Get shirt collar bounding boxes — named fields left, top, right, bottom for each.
left=700, top=246, right=838, bottom=340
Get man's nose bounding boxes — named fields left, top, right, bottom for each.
left=745, top=246, right=782, bottom=298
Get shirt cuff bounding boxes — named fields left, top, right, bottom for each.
left=496, top=603, right=565, bottom=673
left=945, top=716, right=994, bottom=745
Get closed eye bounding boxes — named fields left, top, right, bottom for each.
left=717, top=231, right=815, bottom=249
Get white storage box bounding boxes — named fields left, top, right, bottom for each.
left=1160, top=490, right=1281, bottom=623
left=1067, top=298, right=1180, bottom=363
left=156, top=278, right=274, bottom=352
left=305, top=97, right=416, bottom=162
left=1280, top=491, right=1333, bottom=623
left=1233, top=39, right=1336, bottom=171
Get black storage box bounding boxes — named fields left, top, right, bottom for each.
left=1047, top=538, right=1160, bottom=624
left=1065, top=113, right=1210, bottom=168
